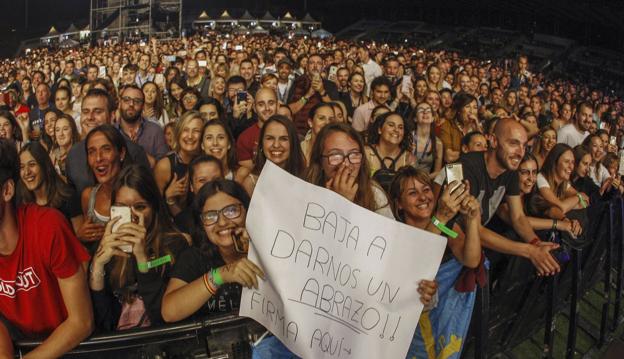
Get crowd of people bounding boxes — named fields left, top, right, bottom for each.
left=0, top=31, right=623, bottom=358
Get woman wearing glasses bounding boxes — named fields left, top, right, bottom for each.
left=412, top=102, right=443, bottom=177
left=161, top=179, right=265, bottom=322
left=305, top=122, right=394, bottom=218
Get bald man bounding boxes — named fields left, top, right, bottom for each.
left=435, top=118, right=560, bottom=276
left=236, top=88, right=279, bottom=170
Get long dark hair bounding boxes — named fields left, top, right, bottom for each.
left=367, top=111, right=412, bottom=151
left=305, top=122, right=383, bottom=211
left=192, top=179, right=250, bottom=259
left=85, top=124, right=131, bottom=182
left=142, top=81, right=164, bottom=119
left=251, top=115, right=305, bottom=176
left=452, top=92, right=478, bottom=125
left=17, top=142, right=73, bottom=209
left=202, top=119, right=237, bottom=174
left=109, top=164, right=188, bottom=293
left=0, top=110, right=23, bottom=142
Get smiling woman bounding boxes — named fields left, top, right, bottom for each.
left=242, top=115, right=305, bottom=196
left=78, top=124, right=129, bottom=247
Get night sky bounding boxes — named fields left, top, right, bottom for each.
left=0, top=0, right=621, bottom=58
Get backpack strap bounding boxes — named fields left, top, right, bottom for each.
left=371, top=146, right=405, bottom=171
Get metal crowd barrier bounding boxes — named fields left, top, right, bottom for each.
left=14, top=198, right=624, bottom=359
left=465, top=196, right=623, bottom=358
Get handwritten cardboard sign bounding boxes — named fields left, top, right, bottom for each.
left=240, top=161, right=447, bottom=358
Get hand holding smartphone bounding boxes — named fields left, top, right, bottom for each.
left=445, top=163, right=464, bottom=194
left=110, top=206, right=133, bottom=253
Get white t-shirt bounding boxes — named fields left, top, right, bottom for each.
left=536, top=173, right=570, bottom=190
left=557, top=123, right=588, bottom=148
left=362, top=59, right=382, bottom=96
left=589, top=163, right=611, bottom=186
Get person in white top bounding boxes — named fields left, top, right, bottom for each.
left=352, top=76, right=392, bottom=132
left=535, top=143, right=589, bottom=217
left=357, top=46, right=382, bottom=96
left=557, top=102, right=593, bottom=148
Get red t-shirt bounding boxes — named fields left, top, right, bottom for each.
left=0, top=204, right=89, bottom=337
left=236, top=123, right=261, bottom=162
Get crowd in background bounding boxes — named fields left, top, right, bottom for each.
left=0, top=32, right=622, bottom=358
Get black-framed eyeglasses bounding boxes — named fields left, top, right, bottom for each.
left=121, top=96, right=144, bottom=105
left=200, top=203, right=243, bottom=226
left=322, top=151, right=363, bottom=166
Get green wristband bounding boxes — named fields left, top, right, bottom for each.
left=212, top=268, right=224, bottom=286
left=431, top=216, right=459, bottom=239
left=577, top=193, right=587, bottom=208
left=137, top=254, right=172, bottom=272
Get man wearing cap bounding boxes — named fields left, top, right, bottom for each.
left=276, top=58, right=295, bottom=105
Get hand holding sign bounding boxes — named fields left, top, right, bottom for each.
left=219, top=257, right=265, bottom=289
left=241, top=161, right=446, bottom=359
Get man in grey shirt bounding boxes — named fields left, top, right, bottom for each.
left=117, top=84, right=168, bottom=164
left=66, top=89, right=150, bottom=195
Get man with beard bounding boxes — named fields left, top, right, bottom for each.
left=239, top=59, right=261, bottom=97
left=185, top=59, right=210, bottom=101
left=236, top=88, right=278, bottom=170
left=117, top=85, right=168, bottom=163
left=434, top=118, right=561, bottom=277
left=383, top=56, right=401, bottom=99
left=276, top=59, right=295, bottom=105
left=557, top=102, right=593, bottom=148
left=335, top=67, right=350, bottom=94
left=66, top=89, right=150, bottom=195
left=288, top=54, right=339, bottom=137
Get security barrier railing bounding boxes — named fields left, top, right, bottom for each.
left=14, top=197, right=624, bottom=358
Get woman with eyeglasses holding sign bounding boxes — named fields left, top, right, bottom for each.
left=161, top=179, right=265, bottom=322
left=249, top=123, right=439, bottom=357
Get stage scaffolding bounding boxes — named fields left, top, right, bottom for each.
left=89, top=0, right=182, bottom=40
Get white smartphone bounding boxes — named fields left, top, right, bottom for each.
left=445, top=163, right=464, bottom=194
left=198, top=60, right=207, bottom=67
left=401, top=75, right=412, bottom=94
left=98, top=66, right=106, bottom=78
left=234, top=45, right=243, bottom=51
left=610, top=136, right=617, bottom=147
left=110, top=206, right=133, bottom=253
left=619, top=151, right=624, bottom=176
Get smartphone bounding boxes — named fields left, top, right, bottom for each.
left=232, top=230, right=248, bottom=254
left=619, top=151, right=624, bottom=176
left=234, top=45, right=243, bottom=51
left=610, top=136, right=617, bottom=147
left=154, top=73, right=165, bottom=87
left=110, top=206, right=133, bottom=253
left=198, top=60, right=207, bottom=67
left=445, top=163, right=464, bottom=194
left=600, top=122, right=607, bottom=130
left=98, top=66, right=106, bottom=78
left=237, top=91, right=247, bottom=103
left=401, top=75, right=412, bottom=94
left=165, top=55, right=176, bottom=62
left=328, top=66, right=338, bottom=79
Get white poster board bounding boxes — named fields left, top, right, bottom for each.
left=240, top=161, right=447, bottom=358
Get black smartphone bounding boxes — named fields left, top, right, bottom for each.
left=237, top=91, right=247, bottom=103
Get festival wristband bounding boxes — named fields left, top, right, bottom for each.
left=137, top=255, right=172, bottom=272
left=212, top=268, right=224, bottom=286
left=577, top=193, right=587, bottom=208
left=431, top=216, right=458, bottom=239
left=530, top=238, right=540, bottom=245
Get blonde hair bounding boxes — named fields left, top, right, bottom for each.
left=172, top=110, right=205, bottom=152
